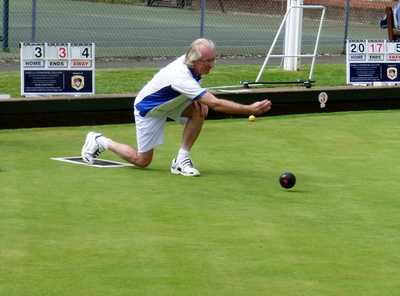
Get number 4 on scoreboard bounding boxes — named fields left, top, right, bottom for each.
left=82, top=47, right=90, bottom=58
left=71, top=45, right=92, bottom=59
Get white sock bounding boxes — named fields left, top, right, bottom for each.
left=96, top=135, right=111, bottom=149
left=177, top=148, right=189, bottom=160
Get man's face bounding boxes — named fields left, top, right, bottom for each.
left=192, top=45, right=216, bottom=76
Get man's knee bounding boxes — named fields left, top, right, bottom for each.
left=136, top=158, right=152, bottom=168
left=136, top=151, right=153, bottom=168
left=185, top=105, right=206, bottom=120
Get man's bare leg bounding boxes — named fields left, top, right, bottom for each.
left=108, top=141, right=153, bottom=168
left=180, top=103, right=206, bottom=152
left=170, top=103, right=206, bottom=176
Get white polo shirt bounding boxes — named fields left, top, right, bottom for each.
left=134, top=55, right=207, bottom=117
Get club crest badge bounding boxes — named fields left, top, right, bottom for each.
left=72, top=75, right=84, bottom=90
left=387, top=67, right=397, bottom=80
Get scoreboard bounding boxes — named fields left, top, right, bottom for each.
left=347, top=40, right=400, bottom=85
left=20, top=43, right=95, bottom=96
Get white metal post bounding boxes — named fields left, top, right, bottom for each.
left=284, top=0, right=303, bottom=71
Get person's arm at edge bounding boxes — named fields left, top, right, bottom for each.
left=198, top=92, right=272, bottom=116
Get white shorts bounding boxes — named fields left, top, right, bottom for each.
left=134, top=98, right=192, bottom=153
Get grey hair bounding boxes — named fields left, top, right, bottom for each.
left=184, top=38, right=215, bottom=68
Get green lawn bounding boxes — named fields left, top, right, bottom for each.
left=1, top=110, right=399, bottom=295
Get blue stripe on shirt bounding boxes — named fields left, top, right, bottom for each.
left=135, top=85, right=181, bottom=117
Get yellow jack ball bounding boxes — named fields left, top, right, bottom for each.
left=249, top=115, right=256, bottom=122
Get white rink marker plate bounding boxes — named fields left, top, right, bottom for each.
left=51, top=157, right=134, bottom=168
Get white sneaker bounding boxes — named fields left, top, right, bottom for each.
left=171, top=157, right=200, bottom=177
left=81, top=132, right=104, bottom=165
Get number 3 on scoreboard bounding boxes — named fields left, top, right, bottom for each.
left=34, top=45, right=44, bottom=58
left=58, top=46, right=67, bottom=59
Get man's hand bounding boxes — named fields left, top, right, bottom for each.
left=250, top=100, right=272, bottom=115
left=193, top=101, right=209, bottom=117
